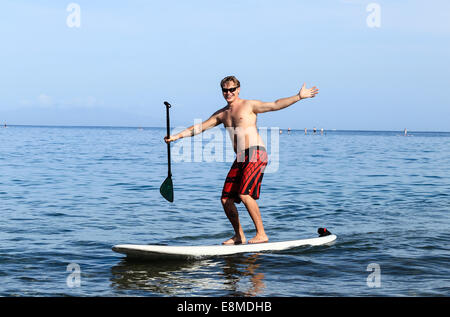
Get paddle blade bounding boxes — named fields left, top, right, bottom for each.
left=160, top=176, right=174, bottom=202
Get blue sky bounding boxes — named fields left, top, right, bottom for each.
left=0, top=0, right=449, bottom=131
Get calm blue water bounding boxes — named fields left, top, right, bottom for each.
left=0, top=125, right=449, bottom=296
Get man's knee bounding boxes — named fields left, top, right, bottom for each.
left=239, top=194, right=252, bottom=203
left=221, top=197, right=234, bottom=207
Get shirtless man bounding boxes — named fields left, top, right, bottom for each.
left=164, top=76, right=319, bottom=244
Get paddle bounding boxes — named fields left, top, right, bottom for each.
left=160, top=101, right=174, bottom=202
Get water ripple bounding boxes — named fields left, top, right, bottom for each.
left=0, top=127, right=449, bottom=296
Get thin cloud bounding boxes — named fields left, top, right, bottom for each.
left=33, top=94, right=103, bottom=109
left=37, top=93, right=54, bottom=107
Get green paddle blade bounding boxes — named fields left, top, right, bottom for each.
left=160, top=176, right=174, bottom=202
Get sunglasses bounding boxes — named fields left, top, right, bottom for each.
left=222, top=86, right=239, bottom=93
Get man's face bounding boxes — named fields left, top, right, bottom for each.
left=222, top=81, right=240, bottom=103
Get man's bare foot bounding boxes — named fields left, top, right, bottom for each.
left=248, top=234, right=269, bottom=244
left=222, top=235, right=246, bottom=245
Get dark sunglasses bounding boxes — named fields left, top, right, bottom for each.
left=222, top=86, right=239, bottom=93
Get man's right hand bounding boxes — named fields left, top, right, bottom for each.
left=164, top=135, right=177, bottom=144
left=299, top=83, right=319, bottom=99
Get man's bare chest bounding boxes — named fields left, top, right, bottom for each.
left=221, top=106, right=256, bottom=128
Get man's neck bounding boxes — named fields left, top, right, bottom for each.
left=227, top=98, right=242, bottom=108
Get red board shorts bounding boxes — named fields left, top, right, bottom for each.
left=221, top=146, right=268, bottom=204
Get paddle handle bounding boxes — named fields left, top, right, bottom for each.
left=164, top=101, right=172, bottom=177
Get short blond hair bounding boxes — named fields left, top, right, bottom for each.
left=220, top=76, right=240, bottom=88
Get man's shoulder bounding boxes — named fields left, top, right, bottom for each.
left=210, top=106, right=228, bottom=122
left=243, top=99, right=262, bottom=106
left=242, top=99, right=263, bottom=113
left=213, top=105, right=229, bottom=115
left=240, top=98, right=257, bottom=103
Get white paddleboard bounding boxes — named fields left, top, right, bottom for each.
left=112, top=233, right=336, bottom=260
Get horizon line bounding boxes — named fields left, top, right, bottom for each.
left=2, top=124, right=450, bottom=134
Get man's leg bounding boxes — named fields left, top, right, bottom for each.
left=221, top=198, right=246, bottom=245
left=239, top=194, right=268, bottom=244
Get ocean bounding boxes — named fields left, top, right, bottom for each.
left=0, top=125, right=449, bottom=296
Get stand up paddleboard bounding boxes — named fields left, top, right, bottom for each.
left=112, top=228, right=336, bottom=260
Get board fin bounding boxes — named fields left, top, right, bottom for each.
left=318, top=227, right=331, bottom=237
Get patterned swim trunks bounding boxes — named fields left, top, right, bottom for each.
left=221, top=146, right=268, bottom=203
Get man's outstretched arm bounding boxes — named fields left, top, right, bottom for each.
left=164, top=109, right=223, bottom=143
left=253, top=83, right=319, bottom=114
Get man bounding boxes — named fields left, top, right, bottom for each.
left=164, top=76, right=319, bottom=244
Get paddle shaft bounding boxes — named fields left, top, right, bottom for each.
left=164, top=101, right=172, bottom=177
